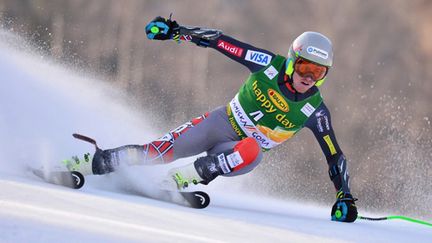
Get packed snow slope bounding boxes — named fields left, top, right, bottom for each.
left=0, top=32, right=431, bottom=242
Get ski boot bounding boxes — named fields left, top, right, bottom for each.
left=63, top=147, right=123, bottom=176
left=67, top=133, right=138, bottom=175
left=166, top=153, right=232, bottom=190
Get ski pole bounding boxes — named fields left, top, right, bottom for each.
left=358, top=215, right=432, bottom=227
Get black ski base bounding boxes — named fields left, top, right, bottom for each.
left=32, top=169, right=85, bottom=189
left=179, top=191, right=210, bottom=209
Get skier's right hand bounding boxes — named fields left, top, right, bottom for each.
left=145, top=16, right=180, bottom=41
left=331, top=191, right=358, bottom=223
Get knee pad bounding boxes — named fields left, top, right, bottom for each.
left=194, top=137, right=261, bottom=184
left=216, top=137, right=260, bottom=174
left=231, top=137, right=261, bottom=172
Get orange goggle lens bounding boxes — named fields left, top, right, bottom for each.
left=294, top=58, right=328, bottom=81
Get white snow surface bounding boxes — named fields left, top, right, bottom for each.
left=0, top=32, right=431, bottom=243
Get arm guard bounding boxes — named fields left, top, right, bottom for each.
left=328, top=155, right=351, bottom=193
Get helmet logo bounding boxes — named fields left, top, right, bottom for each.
left=306, top=46, right=328, bottom=60
left=293, top=44, right=303, bottom=52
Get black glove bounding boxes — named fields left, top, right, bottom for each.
left=145, top=16, right=180, bottom=41
left=331, top=191, right=358, bottom=222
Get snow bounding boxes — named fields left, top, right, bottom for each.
left=0, top=32, right=431, bottom=242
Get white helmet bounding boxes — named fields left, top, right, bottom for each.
left=285, top=31, right=334, bottom=86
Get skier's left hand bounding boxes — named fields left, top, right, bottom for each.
left=145, top=16, right=180, bottom=41
left=331, top=191, right=358, bottom=222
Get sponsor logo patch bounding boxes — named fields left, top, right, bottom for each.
left=245, top=50, right=272, bottom=66
left=317, top=116, right=330, bottom=133
left=264, top=65, right=278, bottom=80
left=217, top=40, right=244, bottom=57
left=208, top=163, right=217, bottom=173
left=217, top=153, right=231, bottom=174
left=315, top=109, right=330, bottom=132
left=229, top=95, right=277, bottom=149
left=252, top=80, right=295, bottom=129
left=307, top=46, right=329, bottom=60
left=293, top=44, right=303, bottom=52
left=227, top=151, right=244, bottom=168
left=249, top=110, right=264, bottom=122
left=315, top=109, right=326, bottom=117
left=324, top=116, right=330, bottom=131
left=268, top=89, right=289, bottom=112
left=317, top=117, right=324, bottom=133
left=323, top=135, right=337, bottom=155
left=301, top=103, right=315, bottom=117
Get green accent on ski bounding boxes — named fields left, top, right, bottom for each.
left=358, top=215, right=432, bottom=227
left=172, top=172, right=200, bottom=189
left=62, top=153, right=92, bottom=172
left=62, top=159, right=77, bottom=171
left=84, top=153, right=90, bottom=162
left=173, top=172, right=188, bottom=189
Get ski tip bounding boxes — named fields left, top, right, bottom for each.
left=31, top=169, right=85, bottom=189
left=70, top=171, right=85, bottom=189
left=182, top=191, right=210, bottom=209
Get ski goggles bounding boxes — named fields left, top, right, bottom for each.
left=294, top=57, right=329, bottom=81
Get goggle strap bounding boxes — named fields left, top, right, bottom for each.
left=315, top=77, right=326, bottom=87
left=285, top=58, right=295, bottom=77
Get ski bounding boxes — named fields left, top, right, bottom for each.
left=28, top=133, right=210, bottom=208
left=31, top=167, right=209, bottom=208
left=31, top=168, right=85, bottom=189
left=132, top=188, right=210, bottom=209
left=71, top=133, right=211, bottom=208
left=173, top=190, right=210, bottom=209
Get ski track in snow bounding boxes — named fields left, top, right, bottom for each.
left=0, top=32, right=431, bottom=243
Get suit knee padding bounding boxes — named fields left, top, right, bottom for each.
left=232, top=137, right=260, bottom=172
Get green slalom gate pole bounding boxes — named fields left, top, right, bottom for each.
left=358, top=215, right=432, bottom=227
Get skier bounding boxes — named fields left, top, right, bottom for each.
left=66, top=16, right=358, bottom=222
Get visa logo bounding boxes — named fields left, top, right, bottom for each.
left=245, top=50, right=272, bottom=66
